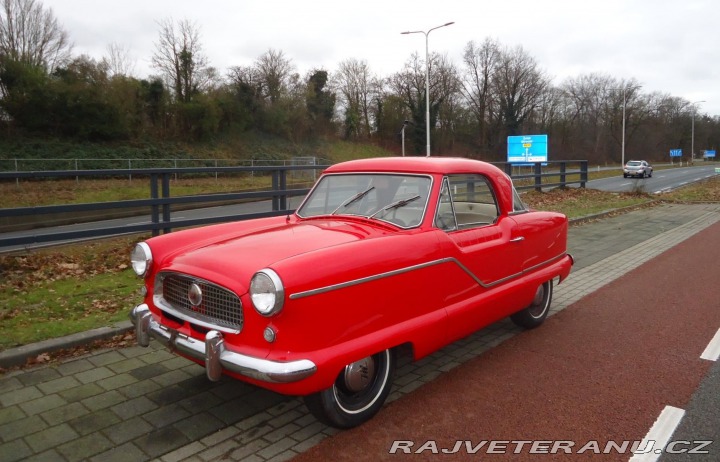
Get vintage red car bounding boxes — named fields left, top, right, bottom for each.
left=130, top=157, right=573, bottom=428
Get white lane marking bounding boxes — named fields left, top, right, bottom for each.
left=700, top=328, right=720, bottom=361
left=629, top=406, right=685, bottom=462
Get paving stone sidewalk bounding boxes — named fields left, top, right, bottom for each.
left=1, top=203, right=719, bottom=462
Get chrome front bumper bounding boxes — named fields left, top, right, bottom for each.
left=130, top=304, right=316, bottom=383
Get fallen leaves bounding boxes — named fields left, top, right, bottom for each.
left=0, top=332, right=136, bottom=374
left=0, top=239, right=135, bottom=292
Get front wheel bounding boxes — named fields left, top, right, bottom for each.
left=510, top=280, right=553, bottom=329
left=304, top=349, right=395, bottom=428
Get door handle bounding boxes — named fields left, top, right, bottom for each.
left=510, top=237, right=525, bottom=243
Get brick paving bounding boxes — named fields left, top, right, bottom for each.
left=1, top=203, right=718, bottom=462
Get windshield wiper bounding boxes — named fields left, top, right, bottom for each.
left=331, top=186, right=375, bottom=215
left=369, top=195, right=421, bottom=219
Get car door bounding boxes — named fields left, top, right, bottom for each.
left=434, top=175, right=525, bottom=339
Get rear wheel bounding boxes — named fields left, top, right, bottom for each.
left=304, top=349, right=395, bottom=428
left=510, top=280, right=553, bottom=329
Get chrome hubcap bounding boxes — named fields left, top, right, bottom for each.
left=343, top=356, right=375, bottom=392
left=528, top=284, right=548, bottom=317
left=532, top=285, right=545, bottom=305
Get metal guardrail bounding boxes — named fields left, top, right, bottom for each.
left=0, top=165, right=326, bottom=249
left=498, top=160, right=588, bottom=191
left=0, top=160, right=587, bottom=250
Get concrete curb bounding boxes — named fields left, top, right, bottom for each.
left=0, top=321, right=133, bottom=368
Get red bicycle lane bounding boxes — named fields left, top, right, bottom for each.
left=293, top=221, right=720, bottom=461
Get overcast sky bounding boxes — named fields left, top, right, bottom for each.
left=43, top=0, right=719, bottom=116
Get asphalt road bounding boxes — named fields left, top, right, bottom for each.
left=586, top=165, right=718, bottom=194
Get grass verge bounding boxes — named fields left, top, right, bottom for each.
left=0, top=236, right=144, bottom=351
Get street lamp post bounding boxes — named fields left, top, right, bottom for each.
left=401, top=22, right=454, bottom=157
left=608, top=87, right=627, bottom=168
left=621, top=87, right=626, bottom=169
left=400, top=120, right=409, bottom=156
left=691, top=100, right=705, bottom=165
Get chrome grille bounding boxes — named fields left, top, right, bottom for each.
left=157, top=272, right=243, bottom=330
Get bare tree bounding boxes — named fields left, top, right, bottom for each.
left=601, top=78, right=645, bottom=162
left=151, top=18, right=210, bottom=103
left=0, top=0, right=71, bottom=71
left=102, top=42, right=135, bottom=77
left=492, top=45, right=549, bottom=136
left=560, top=73, right=613, bottom=160
left=461, top=38, right=500, bottom=147
left=332, top=58, right=378, bottom=139
left=387, top=51, right=459, bottom=154
left=254, top=48, right=294, bottom=104
left=228, top=65, right=261, bottom=90
left=432, top=53, right=462, bottom=151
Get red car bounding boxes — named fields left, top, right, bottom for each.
left=130, top=157, right=573, bottom=428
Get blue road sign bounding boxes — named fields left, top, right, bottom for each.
left=508, top=135, right=548, bottom=163
left=670, top=149, right=682, bottom=157
left=705, top=150, right=716, bottom=158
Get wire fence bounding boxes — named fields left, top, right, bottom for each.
left=0, top=156, right=330, bottom=183
left=0, top=156, right=330, bottom=170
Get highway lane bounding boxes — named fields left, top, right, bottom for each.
left=662, top=359, right=720, bottom=462
left=586, top=165, right=717, bottom=194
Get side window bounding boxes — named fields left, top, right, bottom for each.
left=511, top=186, right=528, bottom=213
left=434, top=178, right=457, bottom=231
left=435, top=174, right=499, bottom=231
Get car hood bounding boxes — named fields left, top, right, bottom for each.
left=163, top=217, right=392, bottom=292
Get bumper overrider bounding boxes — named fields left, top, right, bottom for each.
left=130, top=304, right=317, bottom=383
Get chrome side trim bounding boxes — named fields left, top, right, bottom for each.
left=290, top=259, right=450, bottom=299
left=130, top=304, right=317, bottom=383
left=289, top=252, right=570, bottom=300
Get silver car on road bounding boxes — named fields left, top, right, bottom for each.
left=623, top=160, right=653, bottom=178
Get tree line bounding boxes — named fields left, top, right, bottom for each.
left=1, top=0, right=718, bottom=164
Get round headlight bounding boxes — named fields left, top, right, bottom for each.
left=130, top=242, right=153, bottom=277
left=250, top=269, right=284, bottom=316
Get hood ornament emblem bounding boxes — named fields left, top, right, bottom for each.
left=188, top=283, right=203, bottom=307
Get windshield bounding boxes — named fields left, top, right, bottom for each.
left=627, top=161, right=642, bottom=166
left=297, top=173, right=432, bottom=228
